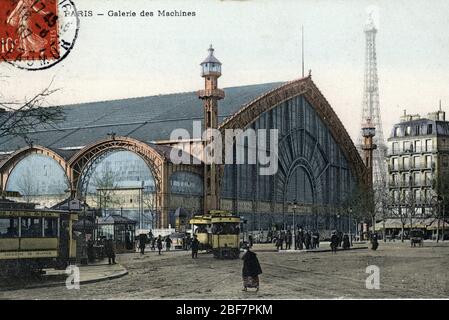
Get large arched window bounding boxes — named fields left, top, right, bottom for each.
left=81, top=150, right=156, bottom=229
left=83, top=150, right=155, bottom=194
left=221, top=95, right=357, bottom=207
left=6, top=154, right=69, bottom=196
left=285, top=166, right=314, bottom=204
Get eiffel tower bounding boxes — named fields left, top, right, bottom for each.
left=358, top=13, right=388, bottom=190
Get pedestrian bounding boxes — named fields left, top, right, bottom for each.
left=241, top=244, right=262, bottom=292
left=304, top=231, right=311, bottom=250
left=186, top=234, right=192, bottom=250
left=280, top=231, right=285, bottom=250
left=151, top=237, right=156, bottom=251
left=87, top=239, right=95, bottom=263
left=371, top=233, right=379, bottom=250
left=312, top=230, right=319, bottom=249
left=248, top=234, right=253, bottom=248
left=342, top=234, right=350, bottom=250
left=275, top=236, right=281, bottom=250
left=330, top=231, right=338, bottom=253
left=286, top=230, right=292, bottom=250
left=105, top=237, right=116, bottom=264
left=315, top=230, right=320, bottom=248
left=165, top=235, right=173, bottom=251
left=337, top=231, right=343, bottom=247
left=297, top=228, right=304, bottom=250
left=191, top=234, right=199, bottom=259
left=138, top=233, right=147, bottom=255
left=156, top=235, right=163, bottom=255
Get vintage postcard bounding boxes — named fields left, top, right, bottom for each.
left=0, top=0, right=448, bottom=308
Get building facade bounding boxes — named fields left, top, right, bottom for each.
left=387, top=109, right=449, bottom=217
left=0, top=49, right=368, bottom=233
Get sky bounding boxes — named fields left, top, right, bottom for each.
left=1, top=0, right=448, bottom=142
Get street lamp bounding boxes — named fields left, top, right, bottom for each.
left=441, top=195, right=446, bottom=242
left=292, top=200, right=298, bottom=250
left=348, top=207, right=353, bottom=246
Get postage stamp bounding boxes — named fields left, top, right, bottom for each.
left=0, top=0, right=80, bottom=70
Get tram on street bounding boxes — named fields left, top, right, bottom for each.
left=189, top=215, right=212, bottom=251
left=210, top=210, right=241, bottom=259
left=0, top=197, right=78, bottom=274
left=189, top=210, right=241, bottom=259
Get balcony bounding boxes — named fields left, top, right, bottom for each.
left=197, top=89, right=225, bottom=99
left=387, top=146, right=434, bottom=156
left=388, top=162, right=435, bottom=172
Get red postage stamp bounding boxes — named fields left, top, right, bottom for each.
left=0, top=0, right=79, bottom=70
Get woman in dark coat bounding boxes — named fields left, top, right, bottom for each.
left=241, top=246, right=262, bottom=292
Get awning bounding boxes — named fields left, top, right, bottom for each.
left=373, top=218, right=447, bottom=230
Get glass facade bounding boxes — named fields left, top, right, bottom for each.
left=169, top=171, right=203, bottom=195
left=5, top=154, right=69, bottom=196
left=82, top=150, right=156, bottom=229
left=221, top=95, right=357, bottom=230
left=84, top=150, right=155, bottom=194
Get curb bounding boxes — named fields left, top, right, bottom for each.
left=277, top=246, right=369, bottom=253
left=0, top=265, right=128, bottom=292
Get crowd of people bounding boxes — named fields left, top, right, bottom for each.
left=136, top=230, right=201, bottom=259
left=273, top=228, right=321, bottom=250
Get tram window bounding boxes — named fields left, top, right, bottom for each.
left=21, top=218, right=43, bottom=237
left=44, top=218, right=58, bottom=237
left=195, top=225, right=208, bottom=233
left=0, top=218, right=19, bottom=238
left=212, top=223, right=239, bottom=235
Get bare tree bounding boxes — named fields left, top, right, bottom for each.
left=90, top=166, right=121, bottom=211
left=343, top=184, right=375, bottom=239
left=0, top=82, right=64, bottom=144
left=433, top=173, right=449, bottom=241
left=393, top=190, right=419, bottom=242
left=14, top=167, right=38, bottom=202
left=142, top=192, right=157, bottom=229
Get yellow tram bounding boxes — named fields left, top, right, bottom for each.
left=210, top=211, right=240, bottom=259
left=0, top=199, right=78, bottom=273
left=189, top=210, right=241, bottom=259
left=189, top=215, right=211, bottom=251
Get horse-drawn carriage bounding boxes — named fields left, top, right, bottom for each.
left=410, top=229, right=424, bottom=247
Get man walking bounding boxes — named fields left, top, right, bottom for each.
left=156, top=235, right=163, bottom=255
left=165, top=235, right=173, bottom=251
left=191, top=234, right=199, bottom=259
left=105, top=237, right=116, bottom=265
left=138, top=233, right=147, bottom=255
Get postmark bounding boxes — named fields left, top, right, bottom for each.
left=0, top=0, right=80, bottom=71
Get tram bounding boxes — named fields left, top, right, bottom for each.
left=0, top=197, right=78, bottom=273
left=189, top=215, right=212, bottom=251
left=210, top=210, right=240, bottom=259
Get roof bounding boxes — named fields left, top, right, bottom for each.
left=201, top=46, right=221, bottom=65
left=374, top=218, right=448, bottom=230
left=98, top=214, right=137, bottom=225
left=0, top=82, right=282, bottom=152
left=389, top=118, right=449, bottom=139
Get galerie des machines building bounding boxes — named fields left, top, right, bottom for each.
left=0, top=47, right=371, bottom=233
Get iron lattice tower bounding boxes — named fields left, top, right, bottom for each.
left=358, top=14, right=388, bottom=190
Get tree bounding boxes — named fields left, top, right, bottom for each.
left=90, top=166, right=122, bottom=212
left=142, top=191, right=157, bottom=229
left=343, top=184, right=375, bottom=239
left=15, top=167, right=38, bottom=203
left=0, top=82, right=64, bottom=144
left=434, top=173, right=449, bottom=241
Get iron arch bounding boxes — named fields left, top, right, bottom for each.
left=0, top=145, right=70, bottom=191
left=67, top=136, right=166, bottom=198
left=219, top=76, right=367, bottom=185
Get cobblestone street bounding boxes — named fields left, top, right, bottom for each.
left=1, top=242, right=448, bottom=299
